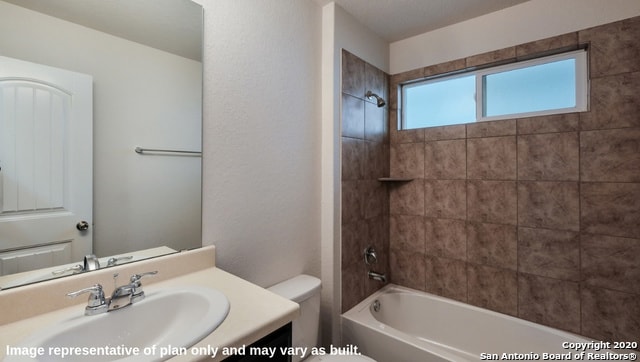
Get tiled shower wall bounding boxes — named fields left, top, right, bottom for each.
left=388, top=17, right=640, bottom=342
left=341, top=50, right=390, bottom=312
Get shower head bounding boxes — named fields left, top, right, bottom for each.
left=365, top=90, right=386, bottom=108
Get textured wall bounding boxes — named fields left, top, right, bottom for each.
left=386, top=17, right=640, bottom=343
left=200, top=0, right=322, bottom=287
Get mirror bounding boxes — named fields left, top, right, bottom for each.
left=0, top=0, right=203, bottom=289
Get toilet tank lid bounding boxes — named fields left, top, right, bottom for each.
left=267, top=274, right=321, bottom=303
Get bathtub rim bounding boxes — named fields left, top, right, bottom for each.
left=341, top=283, right=628, bottom=358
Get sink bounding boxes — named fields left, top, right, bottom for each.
left=8, top=286, right=229, bottom=361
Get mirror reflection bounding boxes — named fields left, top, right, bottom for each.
left=0, top=0, right=203, bottom=289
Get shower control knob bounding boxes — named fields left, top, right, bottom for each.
left=364, top=246, right=378, bottom=265
left=76, top=221, right=90, bottom=231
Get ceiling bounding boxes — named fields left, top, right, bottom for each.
left=315, top=0, right=530, bottom=42
left=4, top=0, right=530, bottom=61
left=1, top=0, right=202, bottom=61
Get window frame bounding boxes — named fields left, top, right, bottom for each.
left=399, top=49, right=589, bottom=130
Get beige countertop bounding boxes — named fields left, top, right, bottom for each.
left=0, top=247, right=299, bottom=361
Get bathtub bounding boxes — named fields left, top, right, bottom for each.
left=342, top=284, right=636, bottom=362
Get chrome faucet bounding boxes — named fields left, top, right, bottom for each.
left=67, top=271, right=158, bottom=315
left=368, top=270, right=387, bottom=283
left=109, top=271, right=158, bottom=309
left=106, top=255, right=133, bottom=267
left=83, top=254, right=101, bottom=271
left=364, top=246, right=387, bottom=283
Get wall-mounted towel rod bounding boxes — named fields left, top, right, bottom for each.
left=134, top=147, right=201, bottom=156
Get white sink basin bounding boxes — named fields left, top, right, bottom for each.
left=8, top=286, right=229, bottom=361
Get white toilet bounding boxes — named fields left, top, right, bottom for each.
left=268, top=275, right=376, bottom=362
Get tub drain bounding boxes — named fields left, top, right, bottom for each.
left=372, top=300, right=380, bottom=312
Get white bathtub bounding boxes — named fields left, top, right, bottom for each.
left=342, top=284, right=636, bottom=362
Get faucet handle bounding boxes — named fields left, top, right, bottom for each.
left=67, top=284, right=108, bottom=315
left=130, top=270, right=158, bottom=284
left=364, top=246, right=378, bottom=265
left=129, top=271, right=158, bottom=303
left=107, top=255, right=133, bottom=267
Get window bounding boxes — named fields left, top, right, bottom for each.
left=400, top=50, right=588, bottom=130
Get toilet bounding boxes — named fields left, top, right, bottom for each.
left=268, top=275, right=376, bottom=362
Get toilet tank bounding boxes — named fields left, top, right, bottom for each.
left=268, top=275, right=321, bottom=361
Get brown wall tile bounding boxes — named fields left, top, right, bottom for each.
left=342, top=263, right=365, bottom=312
left=342, top=93, right=365, bottom=138
left=341, top=51, right=391, bottom=312
left=389, top=214, right=425, bottom=252
left=341, top=137, right=365, bottom=180
left=365, top=102, right=387, bottom=143
left=342, top=50, right=365, bottom=98
left=390, top=249, right=425, bottom=291
left=365, top=63, right=386, bottom=104
left=390, top=180, right=424, bottom=216
left=390, top=126, right=425, bottom=144
left=390, top=142, right=424, bottom=178
left=467, top=180, right=517, bottom=225
left=579, top=17, right=640, bottom=77
left=581, top=286, right=640, bottom=343
left=518, top=181, right=579, bottom=231
left=425, top=255, right=467, bottom=302
left=467, top=119, right=516, bottom=138
left=467, top=136, right=517, bottom=180
left=582, top=233, right=640, bottom=294
left=341, top=180, right=362, bottom=224
left=518, top=132, right=579, bottom=181
left=362, top=180, right=386, bottom=219
left=518, top=227, right=580, bottom=281
left=518, top=273, right=580, bottom=333
left=581, top=182, right=640, bottom=239
left=467, top=222, right=517, bottom=270
left=364, top=142, right=389, bottom=179
left=424, top=139, right=466, bottom=179
left=424, top=124, right=466, bottom=141
left=580, top=128, right=640, bottom=182
left=468, top=264, right=518, bottom=316
left=342, top=220, right=367, bottom=268
left=517, top=113, right=579, bottom=134
left=425, top=218, right=466, bottom=260
left=580, top=72, right=640, bottom=130
left=424, top=180, right=466, bottom=220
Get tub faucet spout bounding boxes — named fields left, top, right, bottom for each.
left=368, top=271, right=386, bottom=283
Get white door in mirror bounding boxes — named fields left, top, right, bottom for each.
left=0, top=55, right=93, bottom=274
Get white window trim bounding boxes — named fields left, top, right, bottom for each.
left=399, top=49, right=589, bottom=130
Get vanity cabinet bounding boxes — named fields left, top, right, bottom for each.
left=224, top=323, right=292, bottom=362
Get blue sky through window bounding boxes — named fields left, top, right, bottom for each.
left=484, top=59, right=576, bottom=117
left=404, top=75, right=475, bottom=129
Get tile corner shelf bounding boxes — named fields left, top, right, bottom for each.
left=377, top=177, right=414, bottom=182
